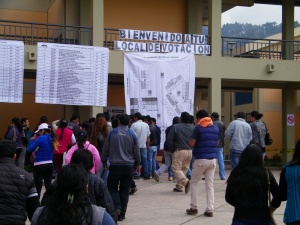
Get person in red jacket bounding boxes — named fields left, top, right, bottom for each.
left=54, top=119, right=76, bottom=173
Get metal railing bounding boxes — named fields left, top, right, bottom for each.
left=104, top=28, right=300, bottom=60
left=222, top=36, right=300, bottom=60
left=2, top=22, right=300, bottom=61
left=0, top=20, right=92, bottom=46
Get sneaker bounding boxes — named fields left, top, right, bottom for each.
left=144, top=176, right=151, bottom=180
left=186, top=208, right=198, bottom=215
left=173, top=188, right=183, bottom=192
left=185, top=181, right=190, bottom=194
left=221, top=178, right=226, bottom=180
left=153, top=172, right=159, bottom=182
left=204, top=211, right=213, bottom=217
left=168, top=177, right=173, bottom=181
left=129, top=187, right=138, bottom=195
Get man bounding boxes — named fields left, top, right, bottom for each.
left=130, top=112, right=151, bottom=179
left=67, top=112, right=81, bottom=137
left=211, top=112, right=226, bottom=180
left=153, top=116, right=180, bottom=182
left=21, top=117, right=32, bottom=169
left=186, top=110, right=219, bottom=217
left=147, top=117, right=158, bottom=177
left=166, top=112, right=194, bottom=193
left=225, top=111, right=252, bottom=170
left=0, top=140, right=40, bottom=224
left=102, top=114, right=141, bottom=221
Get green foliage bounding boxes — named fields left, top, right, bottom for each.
left=221, top=21, right=300, bottom=38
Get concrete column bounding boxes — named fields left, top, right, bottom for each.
left=91, top=0, right=104, bottom=116
left=208, top=77, right=221, bottom=116
left=282, top=0, right=294, bottom=60
left=208, top=0, right=222, bottom=57
left=282, top=88, right=296, bottom=163
left=185, top=0, right=203, bottom=34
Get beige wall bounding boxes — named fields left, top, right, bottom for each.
left=47, top=0, right=63, bottom=25
left=104, top=0, right=185, bottom=33
left=0, top=9, right=47, bottom=22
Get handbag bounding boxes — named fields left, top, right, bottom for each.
left=265, top=132, right=273, bottom=145
left=266, top=171, right=277, bottom=225
left=264, top=122, right=273, bottom=145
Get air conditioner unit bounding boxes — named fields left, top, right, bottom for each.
left=28, top=51, right=37, bottom=61
left=266, top=64, right=275, bottom=73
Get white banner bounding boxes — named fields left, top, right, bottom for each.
left=124, top=53, right=195, bottom=147
left=0, top=39, right=24, bottom=103
left=36, top=42, right=109, bottom=106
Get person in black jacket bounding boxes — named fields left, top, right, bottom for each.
left=225, top=144, right=281, bottom=225
left=0, top=140, right=40, bottom=225
left=41, top=149, right=118, bottom=223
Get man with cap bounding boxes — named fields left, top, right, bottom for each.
left=0, top=140, right=40, bottom=224
left=211, top=112, right=226, bottom=180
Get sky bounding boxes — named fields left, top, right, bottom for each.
left=222, top=4, right=300, bottom=25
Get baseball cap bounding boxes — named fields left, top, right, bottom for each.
left=35, top=123, right=49, bottom=133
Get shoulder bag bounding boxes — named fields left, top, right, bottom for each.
left=264, top=122, right=273, bottom=145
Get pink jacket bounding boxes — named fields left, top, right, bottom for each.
left=65, top=141, right=100, bottom=174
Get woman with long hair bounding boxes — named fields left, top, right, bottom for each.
left=225, top=144, right=281, bottom=225
left=31, top=164, right=116, bottom=225
left=65, top=130, right=100, bottom=175
left=28, top=123, right=58, bottom=197
left=4, top=117, right=25, bottom=168
left=89, top=113, right=110, bottom=182
left=54, top=119, right=76, bottom=173
left=279, top=139, right=300, bottom=224
left=249, top=111, right=267, bottom=159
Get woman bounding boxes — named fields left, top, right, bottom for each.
left=28, top=123, right=58, bottom=197
left=249, top=111, right=267, bottom=158
left=4, top=117, right=25, bottom=168
left=225, top=144, right=281, bottom=225
left=279, top=139, right=300, bottom=225
left=65, top=130, right=100, bottom=175
left=54, top=119, right=76, bottom=173
left=30, top=164, right=116, bottom=225
left=89, top=113, right=110, bottom=182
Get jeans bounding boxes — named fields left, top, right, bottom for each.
left=33, top=163, right=53, bottom=197
left=168, top=166, right=173, bottom=178
left=216, top=147, right=226, bottom=179
left=148, top=146, right=157, bottom=175
left=230, top=149, right=242, bottom=170
left=107, top=165, right=133, bottom=217
left=156, top=151, right=172, bottom=176
left=98, top=160, right=110, bottom=184
left=140, top=148, right=149, bottom=177
left=190, top=159, right=216, bottom=211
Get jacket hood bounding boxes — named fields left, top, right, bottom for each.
left=198, top=117, right=213, bottom=127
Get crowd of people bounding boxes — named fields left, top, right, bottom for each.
left=0, top=110, right=299, bottom=225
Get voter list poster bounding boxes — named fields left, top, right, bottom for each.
left=36, top=42, right=109, bottom=106
left=0, top=39, right=24, bottom=103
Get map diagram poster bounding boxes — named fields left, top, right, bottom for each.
left=124, top=53, right=195, bottom=146
left=0, top=39, right=24, bottom=103
left=36, top=42, right=109, bottom=106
